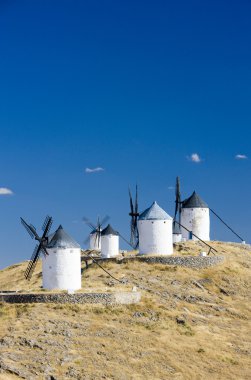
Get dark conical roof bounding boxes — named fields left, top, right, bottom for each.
left=47, top=225, right=80, bottom=249
left=101, top=224, right=119, bottom=236
left=182, top=191, right=208, bottom=209
left=173, top=221, right=182, bottom=234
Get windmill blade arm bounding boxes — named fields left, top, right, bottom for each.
left=97, top=231, right=101, bottom=247
left=135, top=239, right=139, bottom=249
left=24, top=243, right=42, bottom=280
left=135, top=184, right=139, bottom=214
left=128, top=188, right=134, bottom=214
left=174, top=176, right=182, bottom=220
left=94, top=232, right=98, bottom=246
left=92, top=230, right=101, bottom=247
left=20, top=218, right=39, bottom=239
left=82, top=217, right=96, bottom=230
left=130, top=216, right=139, bottom=247
left=42, top=216, right=51, bottom=231
left=42, top=216, right=53, bottom=239
left=100, top=215, right=110, bottom=227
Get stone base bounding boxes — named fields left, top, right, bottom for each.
left=0, top=291, right=141, bottom=305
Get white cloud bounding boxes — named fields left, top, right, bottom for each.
left=0, top=187, right=13, bottom=195
left=235, top=154, right=248, bottom=160
left=187, top=153, right=202, bottom=163
left=85, top=167, right=105, bottom=173
left=168, top=186, right=175, bottom=190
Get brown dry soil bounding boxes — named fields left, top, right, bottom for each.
left=0, top=241, right=250, bottom=380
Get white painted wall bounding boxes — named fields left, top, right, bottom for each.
left=90, top=233, right=101, bottom=251
left=181, top=208, right=210, bottom=241
left=138, top=219, right=173, bottom=256
left=173, top=233, right=182, bottom=243
left=101, top=235, right=119, bottom=258
left=42, top=248, right=81, bottom=290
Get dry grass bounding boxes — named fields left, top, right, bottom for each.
left=0, top=241, right=250, bottom=379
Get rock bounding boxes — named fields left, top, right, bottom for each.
left=219, top=287, right=230, bottom=296
left=18, top=337, right=43, bottom=349
left=176, top=316, right=186, bottom=325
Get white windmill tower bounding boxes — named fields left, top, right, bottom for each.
left=137, top=201, right=173, bottom=256
left=181, top=191, right=210, bottom=241
left=21, top=217, right=82, bottom=291
left=43, top=225, right=81, bottom=290
left=43, top=225, right=82, bottom=290
left=101, top=224, right=119, bottom=258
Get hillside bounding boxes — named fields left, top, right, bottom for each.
left=0, top=241, right=250, bottom=380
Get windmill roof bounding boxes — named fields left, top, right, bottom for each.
left=47, top=225, right=80, bottom=249
left=182, top=191, right=208, bottom=208
left=139, top=201, right=172, bottom=220
left=101, top=224, right=119, bottom=236
left=173, top=221, right=182, bottom=234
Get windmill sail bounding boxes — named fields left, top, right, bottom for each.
left=20, top=218, right=39, bottom=240
left=174, top=177, right=181, bottom=222
left=83, top=215, right=110, bottom=248
left=173, top=177, right=182, bottom=235
left=129, top=185, right=139, bottom=249
left=21, top=215, right=53, bottom=280
left=24, top=243, right=42, bottom=280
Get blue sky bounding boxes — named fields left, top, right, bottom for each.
left=0, top=0, right=250, bottom=268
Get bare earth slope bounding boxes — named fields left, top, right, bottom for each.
left=0, top=242, right=250, bottom=380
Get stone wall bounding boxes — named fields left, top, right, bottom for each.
left=96, top=255, right=224, bottom=269
left=0, top=291, right=141, bottom=305
left=125, top=255, right=224, bottom=269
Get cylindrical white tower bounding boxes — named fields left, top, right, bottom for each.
left=89, top=229, right=101, bottom=251
left=173, top=221, right=182, bottom=243
left=138, top=201, right=173, bottom=256
left=101, top=224, right=119, bottom=258
left=42, top=225, right=82, bottom=291
left=181, top=191, right=210, bottom=241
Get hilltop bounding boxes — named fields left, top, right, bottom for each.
left=0, top=241, right=250, bottom=379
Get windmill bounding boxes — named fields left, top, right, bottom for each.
left=129, top=185, right=139, bottom=249
left=173, top=177, right=244, bottom=250
left=138, top=201, right=173, bottom=255
left=83, top=215, right=110, bottom=250
left=21, top=216, right=53, bottom=280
